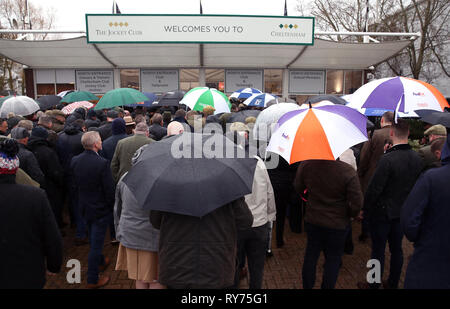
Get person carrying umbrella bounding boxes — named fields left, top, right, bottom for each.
left=123, top=133, right=257, bottom=289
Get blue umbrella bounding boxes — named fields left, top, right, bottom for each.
left=243, top=93, right=278, bottom=108
left=230, top=88, right=262, bottom=99
left=126, top=92, right=158, bottom=107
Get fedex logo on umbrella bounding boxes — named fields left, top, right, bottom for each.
left=412, top=92, right=425, bottom=97
left=282, top=133, right=290, bottom=140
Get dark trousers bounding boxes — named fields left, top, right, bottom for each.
left=369, top=217, right=403, bottom=289
left=235, top=223, right=269, bottom=289
left=302, top=223, right=349, bottom=289
left=273, top=184, right=291, bottom=246
left=86, top=213, right=111, bottom=284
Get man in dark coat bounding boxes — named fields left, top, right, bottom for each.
left=0, top=138, right=63, bottom=289
left=401, top=132, right=450, bottom=289
left=358, top=119, right=423, bottom=289
left=56, top=119, right=86, bottom=243
left=65, top=107, right=86, bottom=127
left=100, top=118, right=128, bottom=162
left=148, top=113, right=167, bottom=141
left=98, top=110, right=119, bottom=141
left=10, top=127, right=46, bottom=188
left=71, top=131, right=115, bottom=288
left=27, top=127, right=65, bottom=228
left=357, top=111, right=393, bottom=241
left=266, top=153, right=298, bottom=248
left=150, top=197, right=253, bottom=289
left=294, top=159, right=363, bottom=289
left=84, top=109, right=101, bottom=129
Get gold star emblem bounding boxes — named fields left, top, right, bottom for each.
left=109, top=22, right=113, bottom=27
left=294, top=24, right=298, bottom=29
left=119, top=22, right=123, bottom=27
left=284, top=24, right=288, bottom=28
left=124, top=22, right=128, bottom=27
left=114, top=22, right=118, bottom=26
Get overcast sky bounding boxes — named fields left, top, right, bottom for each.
left=32, top=0, right=308, bottom=31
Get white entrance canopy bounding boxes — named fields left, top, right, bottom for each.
left=0, top=36, right=412, bottom=70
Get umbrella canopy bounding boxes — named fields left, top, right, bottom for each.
left=126, top=92, right=159, bottom=108
left=122, top=132, right=258, bottom=217
left=57, top=90, right=75, bottom=98
left=306, top=95, right=347, bottom=106
left=227, top=109, right=261, bottom=123
left=243, top=93, right=278, bottom=108
left=180, top=87, right=231, bottom=114
left=348, top=77, right=449, bottom=117
left=267, top=104, right=368, bottom=164
left=416, top=109, right=450, bottom=128
left=61, top=101, right=94, bottom=115
left=94, top=88, right=149, bottom=110
left=253, top=103, right=302, bottom=141
left=61, top=91, right=98, bottom=103
left=0, top=96, right=40, bottom=118
left=229, top=88, right=262, bottom=99
left=0, top=95, right=13, bottom=109
left=37, top=95, right=62, bottom=111
left=154, top=90, right=186, bottom=107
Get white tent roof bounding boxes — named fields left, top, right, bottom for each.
left=0, top=36, right=411, bottom=69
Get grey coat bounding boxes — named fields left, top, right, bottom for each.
left=114, top=173, right=159, bottom=252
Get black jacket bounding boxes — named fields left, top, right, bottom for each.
left=71, top=150, right=115, bottom=222
left=85, top=118, right=101, bottom=129
left=98, top=122, right=113, bottom=141
left=17, top=143, right=46, bottom=188
left=364, top=144, right=423, bottom=220
left=151, top=198, right=253, bottom=289
left=27, top=137, right=64, bottom=210
left=56, top=123, right=84, bottom=175
left=0, top=175, right=63, bottom=288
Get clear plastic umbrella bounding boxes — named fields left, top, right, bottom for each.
left=0, top=96, right=40, bottom=118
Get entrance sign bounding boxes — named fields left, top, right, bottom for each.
left=75, top=70, right=114, bottom=94
left=289, top=70, right=325, bottom=94
left=86, top=14, right=314, bottom=45
left=225, top=70, right=263, bottom=93
left=141, top=69, right=179, bottom=93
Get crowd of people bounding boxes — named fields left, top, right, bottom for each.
left=0, top=100, right=449, bottom=289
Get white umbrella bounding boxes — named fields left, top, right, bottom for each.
left=0, top=96, right=40, bottom=118
left=253, top=102, right=302, bottom=141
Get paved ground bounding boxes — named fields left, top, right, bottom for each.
left=44, top=219, right=413, bottom=289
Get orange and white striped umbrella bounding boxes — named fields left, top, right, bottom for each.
left=61, top=101, right=94, bottom=115
left=267, top=104, right=368, bottom=164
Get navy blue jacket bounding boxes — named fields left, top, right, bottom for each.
left=100, top=133, right=128, bottom=161
left=71, top=150, right=115, bottom=222
left=401, top=136, right=450, bottom=289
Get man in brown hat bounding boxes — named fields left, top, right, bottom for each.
left=418, top=124, right=447, bottom=169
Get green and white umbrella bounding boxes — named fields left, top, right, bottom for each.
left=61, top=91, right=98, bottom=103
left=94, top=88, right=150, bottom=110
left=180, top=87, right=231, bottom=114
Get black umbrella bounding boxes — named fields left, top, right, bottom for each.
left=37, top=95, right=62, bottom=111
left=415, top=109, right=450, bottom=128
left=306, top=95, right=347, bottom=105
left=152, top=90, right=186, bottom=107
left=227, top=110, right=261, bottom=123
left=122, top=132, right=258, bottom=217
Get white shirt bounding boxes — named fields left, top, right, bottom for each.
left=245, top=156, right=277, bottom=227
